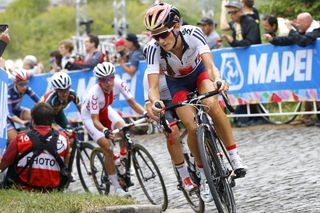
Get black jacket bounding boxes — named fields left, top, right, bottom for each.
left=229, top=15, right=261, bottom=47
left=271, top=27, right=320, bottom=47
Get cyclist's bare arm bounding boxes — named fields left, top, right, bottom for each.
left=148, top=73, right=164, bottom=112
left=145, top=101, right=159, bottom=121
left=127, top=98, right=145, bottom=115
left=201, top=52, right=229, bottom=92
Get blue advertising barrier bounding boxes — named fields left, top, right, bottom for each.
left=17, top=39, right=320, bottom=120
left=0, top=70, right=8, bottom=154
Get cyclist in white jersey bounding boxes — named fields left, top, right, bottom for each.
left=143, top=70, right=198, bottom=193
left=81, top=62, right=147, bottom=197
left=144, top=2, right=247, bottom=202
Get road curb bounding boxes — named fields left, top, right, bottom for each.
left=89, top=204, right=162, bottom=213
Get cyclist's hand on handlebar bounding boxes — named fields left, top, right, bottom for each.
left=213, top=79, right=229, bottom=93
left=103, top=128, right=115, bottom=140
left=146, top=102, right=159, bottom=121
left=152, top=100, right=165, bottom=114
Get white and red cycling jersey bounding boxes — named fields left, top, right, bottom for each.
left=81, top=76, right=133, bottom=142
left=145, top=25, right=211, bottom=78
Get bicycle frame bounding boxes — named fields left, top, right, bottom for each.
left=111, top=117, right=147, bottom=190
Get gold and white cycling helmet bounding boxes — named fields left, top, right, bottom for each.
left=144, top=3, right=181, bottom=35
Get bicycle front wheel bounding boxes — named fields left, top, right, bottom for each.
left=197, top=125, right=236, bottom=213
left=132, top=144, right=168, bottom=211
left=90, top=148, right=110, bottom=195
left=76, top=141, right=95, bottom=192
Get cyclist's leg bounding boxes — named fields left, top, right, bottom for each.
left=21, top=107, right=31, bottom=121
left=108, top=106, right=127, bottom=155
left=83, top=118, right=126, bottom=191
left=163, top=100, right=184, bottom=165
left=7, top=119, right=17, bottom=144
left=198, top=78, right=247, bottom=175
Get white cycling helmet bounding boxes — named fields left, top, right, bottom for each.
left=13, top=69, right=30, bottom=82
left=51, top=72, right=72, bottom=90
left=93, top=62, right=115, bottom=79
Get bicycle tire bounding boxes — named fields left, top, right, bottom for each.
left=197, top=124, right=236, bottom=213
left=172, top=158, right=205, bottom=213
left=76, top=141, right=95, bottom=192
left=132, top=143, right=168, bottom=211
left=90, top=147, right=110, bottom=195
left=258, top=102, right=302, bottom=124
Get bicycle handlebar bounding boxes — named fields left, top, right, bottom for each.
left=111, top=114, right=148, bottom=134
left=155, top=102, right=172, bottom=134
left=157, top=81, right=235, bottom=133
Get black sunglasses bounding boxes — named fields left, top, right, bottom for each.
left=152, top=30, right=172, bottom=41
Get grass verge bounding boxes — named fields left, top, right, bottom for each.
left=0, top=189, right=135, bottom=213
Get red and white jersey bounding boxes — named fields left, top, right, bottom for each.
left=145, top=25, right=211, bottom=78
left=81, top=76, right=133, bottom=120
left=16, top=132, right=69, bottom=188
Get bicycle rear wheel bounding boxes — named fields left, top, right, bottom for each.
left=197, top=125, right=236, bottom=213
left=132, top=144, right=168, bottom=211
left=90, top=148, right=110, bottom=195
left=76, top=141, right=95, bottom=192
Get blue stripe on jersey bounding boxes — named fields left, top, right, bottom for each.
left=148, top=45, right=156, bottom=65
left=193, top=28, right=207, bottom=45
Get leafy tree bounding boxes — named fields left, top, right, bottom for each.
left=259, top=0, right=320, bottom=20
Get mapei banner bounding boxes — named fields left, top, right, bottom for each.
left=0, top=70, right=9, bottom=154
left=19, top=40, right=320, bottom=120
left=213, top=39, right=320, bottom=105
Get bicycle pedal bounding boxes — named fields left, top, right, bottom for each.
left=234, top=168, right=247, bottom=179
left=177, top=184, right=182, bottom=191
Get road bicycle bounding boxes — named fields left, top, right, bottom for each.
left=90, top=116, right=168, bottom=211
left=158, top=82, right=237, bottom=213
left=63, top=123, right=96, bottom=192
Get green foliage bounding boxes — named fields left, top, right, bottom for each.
left=0, top=0, right=204, bottom=71
left=259, top=0, right=320, bottom=20
left=0, top=189, right=134, bottom=212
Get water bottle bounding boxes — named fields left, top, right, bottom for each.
left=114, top=154, right=125, bottom=175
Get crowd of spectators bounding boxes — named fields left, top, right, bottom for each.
left=1, top=0, right=320, bottom=128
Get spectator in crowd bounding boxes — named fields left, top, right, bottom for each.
left=118, top=33, right=145, bottom=77
left=240, top=0, right=259, bottom=25
left=220, top=0, right=263, bottom=127
left=58, top=39, right=74, bottom=70
left=263, top=12, right=320, bottom=126
left=263, top=12, right=320, bottom=46
left=262, top=15, right=291, bottom=37
left=22, top=55, right=44, bottom=75
left=0, top=103, right=70, bottom=191
left=66, top=34, right=103, bottom=70
left=197, top=17, right=221, bottom=49
left=111, top=38, right=128, bottom=64
left=48, top=50, right=62, bottom=73
left=220, top=0, right=261, bottom=47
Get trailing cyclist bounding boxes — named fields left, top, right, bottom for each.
left=144, top=2, right=247, bottom=202
left=81, top=62, right=147, bottom=197
left=0, top=103, right=70, bottom=191
left=7, top=69, right=40, bottom=144
left=41, top=71, right=81, bottom=132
